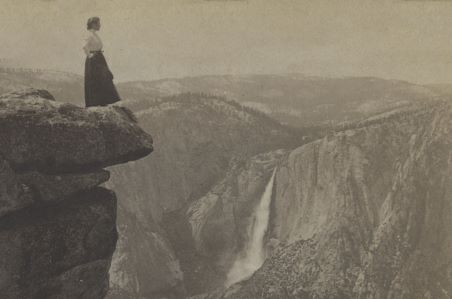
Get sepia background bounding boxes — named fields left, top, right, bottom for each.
left=0, top=1, right=452, bottom=299
left=0, top=0, right=452, bottom=83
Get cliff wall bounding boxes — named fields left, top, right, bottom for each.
left=219, top=102, right=452, bottom=298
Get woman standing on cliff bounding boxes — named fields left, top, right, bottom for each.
left=83, top=17, right=121, bottom=107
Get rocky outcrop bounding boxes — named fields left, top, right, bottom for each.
left=0, top=89, right=152, bottom=173
left=216, top=102, right=452, bottom=298
left=0, top=89, right=153, bottom=299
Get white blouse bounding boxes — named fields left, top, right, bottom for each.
left=83, top=30, right=103, bottom=57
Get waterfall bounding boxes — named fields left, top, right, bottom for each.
left=226, top=168, right=277, bottom=287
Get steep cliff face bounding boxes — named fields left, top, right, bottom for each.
left=0, top=89, right=152, bottom=299
left=218, top=102, right=452, bottom=298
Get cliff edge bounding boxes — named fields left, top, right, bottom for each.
left=0, top=89, right=153, bottom=299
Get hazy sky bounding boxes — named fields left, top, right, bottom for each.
left=2, top=0, right=452, bottom=83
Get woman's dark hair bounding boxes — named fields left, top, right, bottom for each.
left=87, top=17, right=100, bottom=30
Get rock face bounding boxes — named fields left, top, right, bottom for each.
left=218, top=102, right=452, bottom=298
left=0, top=89, right=153, bottom=299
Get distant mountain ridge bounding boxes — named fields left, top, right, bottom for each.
left=0, top=68, right=441, bottom=128
left=0, top=68, right=83, bottom=106
left=117, top=74, right=439, bottom=127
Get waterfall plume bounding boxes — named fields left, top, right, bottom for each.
left=226, top=168, right=276, bottom=286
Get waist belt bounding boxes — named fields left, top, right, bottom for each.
left=90, top=50, right=103, bottom=53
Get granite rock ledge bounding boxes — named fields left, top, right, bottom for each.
left=0, top=89, right=153, bottom=299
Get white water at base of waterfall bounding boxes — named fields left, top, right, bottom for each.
left=225, top=168, right=277, bottom=287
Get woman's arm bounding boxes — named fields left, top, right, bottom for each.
left=83, top=35, right=94, bottom=57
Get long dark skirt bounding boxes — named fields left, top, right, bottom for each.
left=84, top=51, right=121, bottom=107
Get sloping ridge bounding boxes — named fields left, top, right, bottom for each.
left=0, top=88, right=153, bottom=299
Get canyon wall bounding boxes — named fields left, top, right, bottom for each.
left=217, top=102, right=452, bottom=298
